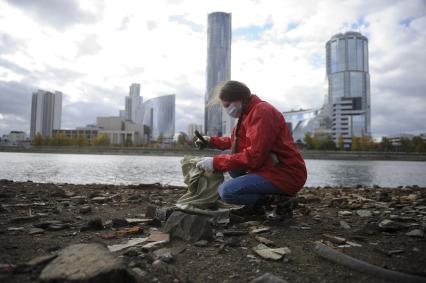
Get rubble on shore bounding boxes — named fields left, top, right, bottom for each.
left=0, top=179, right=425, bottom=283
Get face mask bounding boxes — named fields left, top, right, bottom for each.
left=225, top=102, right=242, bottom=118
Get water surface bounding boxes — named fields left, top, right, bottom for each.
left=0, top=152, right=425, bottom=187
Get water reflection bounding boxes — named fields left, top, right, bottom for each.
left=1, top=152, right=425, bottom=187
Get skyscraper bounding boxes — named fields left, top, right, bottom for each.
left=125, top=83, right=143, bottom=124
left=326, top=31, right=371, bottom=148
left=30, top=89, right=62, bottom=138
left=143, top=94, right=175, bottom=142
left=187, top=123, right=203, bottom=140
left=205, top=12, right=232, bottom=136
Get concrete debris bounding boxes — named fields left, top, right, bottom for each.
left=254, top=235, right=275, bottom=246
left=194, top=240, right=209, bottom=247
left=338, top=211, right=353, bottom=217
left=346, top=241, right=362, bottom=247
left=126, top=218, right=153, bottom=224
left=153, top=248, right=174, bottom=263
left=252, top=244, right=291, bottom=261
left=163, top=211, right=212, bottom=242
left=339, top=220, right=351, bottom=230
left=322, top=234, right=346, bottom=244
left=356, top=209, right=372, bottom=218
left=29, top=227, right=45, bottom=235
left=405, top=229, right=425, bottom=238
left=250, top=226, right=272, bottom=234
left=40, top=243, right=137, bottom=283
left=7, top=227, right=24, bottom=231
left=388, top=249, right=405, bottom=256
left=146, top=205, right=175, bottom=222
left=91, top=196, right=109, bottom=203
left=108, top=238, right=149, bottom=252
left=148, top=231, right=170, bottom=243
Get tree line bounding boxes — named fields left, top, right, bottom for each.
left=31, top=132, right=193, bottom=149
left=32, top=132, right=426, bottom=152
left=32, top=133, right=112, bottom=147
left=303, top=133, right=426, bottom=152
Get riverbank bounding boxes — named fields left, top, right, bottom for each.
left=2, top=146, right=426, bottom=161
left=1, top=180, right=425, bottom=282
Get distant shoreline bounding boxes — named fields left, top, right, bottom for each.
left=1, top=146, right=426, bottom=161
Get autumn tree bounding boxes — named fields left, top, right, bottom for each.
left=337, top=134, right=345, bottom=150
left=93, top=133, right=110, bottom=146
left=351, top=136, right=361, bottom=151
left=32, top=133, right=43, bottom=146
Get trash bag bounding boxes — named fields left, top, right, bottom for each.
left=176, top=156, right=238, bottom=222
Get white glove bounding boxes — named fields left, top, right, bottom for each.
left=196, top=157, right=214, bottom=172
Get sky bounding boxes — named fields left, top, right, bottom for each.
left=0, top=0, right=425, bottom=139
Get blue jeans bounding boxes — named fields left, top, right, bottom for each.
left=218, top=171, right=283, bottom=205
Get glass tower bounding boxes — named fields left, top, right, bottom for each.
left=326, top=31, right=371, bottom=147
left=205, top=12, right=232, bottom=136
left=143, top=94, right=175, bottom=142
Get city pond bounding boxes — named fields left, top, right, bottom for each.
left=0, top=152, right=425, bottom=188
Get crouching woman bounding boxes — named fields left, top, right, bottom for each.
left=195, top=80, right=307, bottom=214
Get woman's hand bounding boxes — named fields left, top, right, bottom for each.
left=196, top=157, right=214, bottom=171
left=194, top=135, right=210, bottom=149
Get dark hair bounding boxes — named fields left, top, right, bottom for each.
left=218, top=80, right=252, bottom=154
left=219, top=80, right=251, bottom=102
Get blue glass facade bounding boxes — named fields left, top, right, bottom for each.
left=205, top=12, right=232, bottom=136
left=326, top=32, right=371, bottom=147
left=143, top=94, right=175, bottom=142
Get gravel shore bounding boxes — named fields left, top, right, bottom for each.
left=1, top=180, right=425, bottom=282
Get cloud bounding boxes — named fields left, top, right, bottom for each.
left=62, top=100, right=119, bottom=129
left=76, top=34, right=102, bottom=57
left=118, top=16, right=130, bottom=31
left=0, top=34, right=26, bottom=55
left=0, top=80, right=33, bottom=134
left=4, top=0, right=100, bottom=30
left=0, top=0, right=425, bottom=139
left=146, top=21, right=158, bottom=30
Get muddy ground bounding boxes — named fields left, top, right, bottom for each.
left=0, top=180, right=425, bottom=283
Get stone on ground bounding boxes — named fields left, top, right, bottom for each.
left=163, top=211, right=212, bottom=242
left=252, top=244, right=291, bottom=261
left=406, top=229, right=425, bottom=238
left=40, top=243, right=136, bottom=283
left=356, top=209, right=372, bottom=217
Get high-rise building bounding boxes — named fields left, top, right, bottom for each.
left=119, top=109, right=127, bottom=118
left=143, top=94, right=175, bottom=142
left=326, top=31, right=371, bottom=148
left=30, top=89, right=62, bottom=138
left=205, top=12, right=232, bottom=136
left=187, top=123, right=203, bottom=140
left=124, top=83, right=143, bottom=124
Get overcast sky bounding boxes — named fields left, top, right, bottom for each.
left=0, top=0, right=425, bottom=138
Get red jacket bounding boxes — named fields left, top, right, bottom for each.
left=210, top=95, right=307, bottom=196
